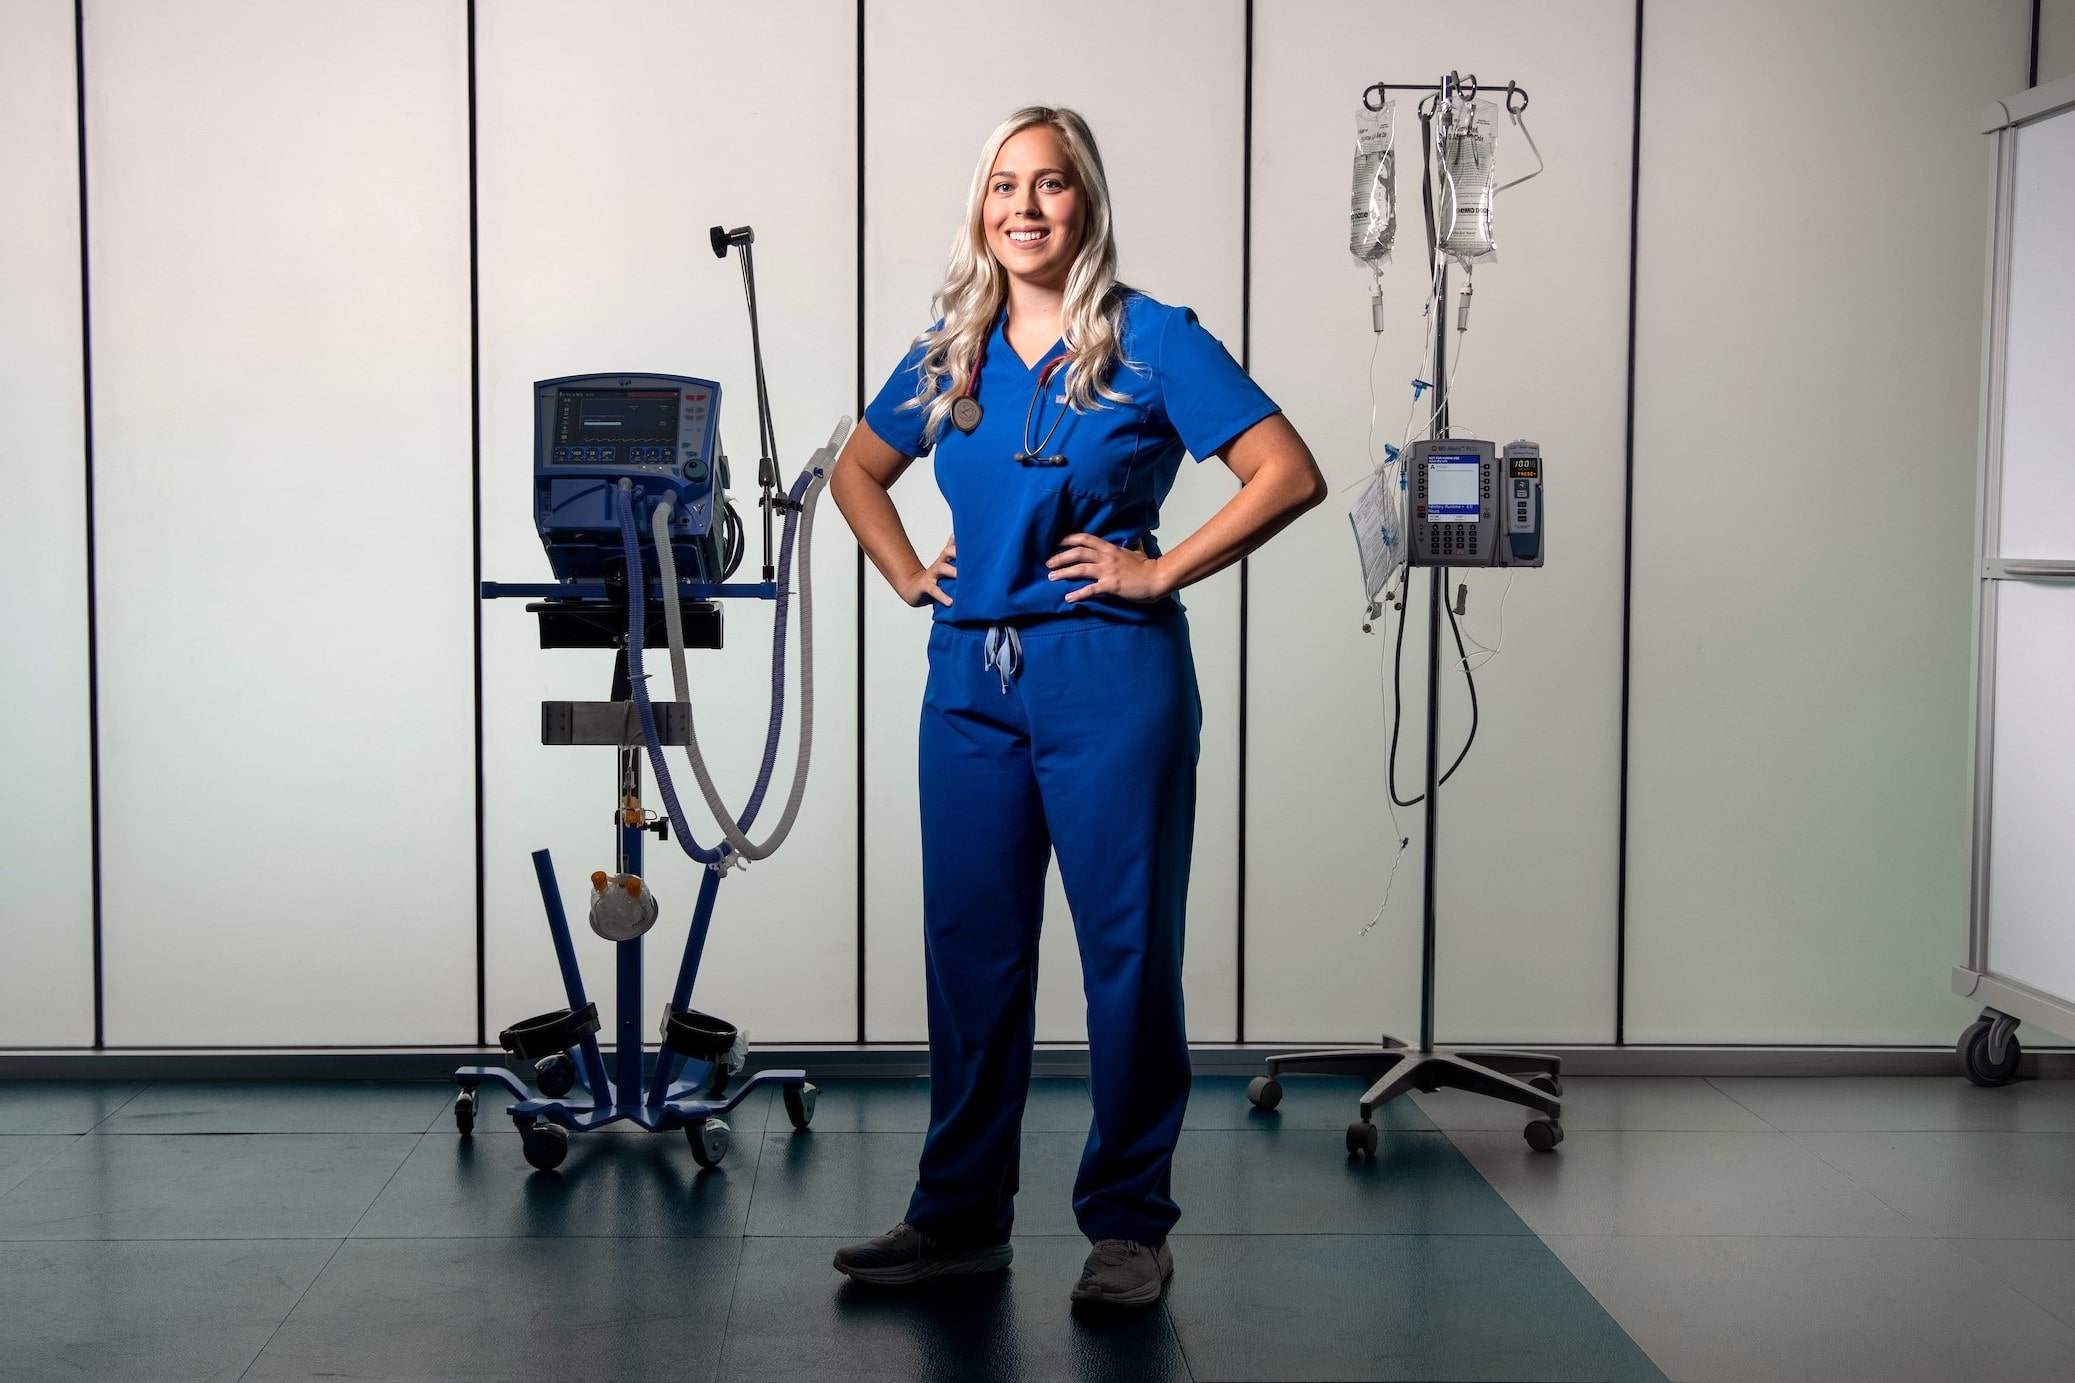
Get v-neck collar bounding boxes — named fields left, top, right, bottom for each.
left=993, top=307, right=1066, bottom=375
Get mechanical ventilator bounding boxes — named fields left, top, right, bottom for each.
left=452, top=224, right=844, bottom=1173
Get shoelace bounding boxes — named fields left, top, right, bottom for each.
left=1083, top=1239, right=1147, bottom=1273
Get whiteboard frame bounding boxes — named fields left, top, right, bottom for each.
left=1955, top=72, right=2075, bottom=1040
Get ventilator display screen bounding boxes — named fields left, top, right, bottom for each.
left=554, top=390, right=680, bottom=448
left=1426, top=457, right=1481, bottom=522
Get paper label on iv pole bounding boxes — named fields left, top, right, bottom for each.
left=1350, top=469, right=1404, bottom=602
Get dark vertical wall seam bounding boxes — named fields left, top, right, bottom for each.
left=2030, top=0, right=2041, bottom=86
left=467, top=0, right=487, bottom=1048
left=1234, top=0, right=1254, bottom=1045
left=1614, top=0, right=1646, bottom=1045
left=854, top=0, right=868, bottom=1044
left=73, top=0, right=106, bottom=1049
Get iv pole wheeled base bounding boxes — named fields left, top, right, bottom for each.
left=1245, top=1035, right=1563, bottom=1157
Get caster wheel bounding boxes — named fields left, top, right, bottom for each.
left=782, top=1082, right=818, bottom=1131
left=1246, top=1076, right=1284, bottom=1111
left=534, top=1053, right=576, bottom=1099
left=1527, top=1072, right=1562, bottom=1098
left=454, top=1089, right=476, bottom=1138
left=687, top=1116, right=732, bottom=1169
left=1345, top=1120, right=1380, bottom=1158
left=520, top=1121, right=569, bottom=1171
left=1524, top=1118, right=1563, bottom=1152
left=1960, top=1018, right=2022, bottom=1087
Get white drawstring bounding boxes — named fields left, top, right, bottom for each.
left=982, top=625, right=1022, bottom=694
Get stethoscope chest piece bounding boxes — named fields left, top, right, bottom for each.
left=951, top=396, right=983, bottom=433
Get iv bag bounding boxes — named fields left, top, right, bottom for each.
left=1436, top=100, right=1497, bottom=266
left=1349, top=101, right=1397, bottom=267
left=1349, top=458, right=1406, bottom=609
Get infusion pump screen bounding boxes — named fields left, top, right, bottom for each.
left=554, top=391, right=679, bottom=448
left=1426, top=457, right=1481, bottom=522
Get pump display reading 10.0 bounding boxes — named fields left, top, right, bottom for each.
left=551, top=389, right=682, bottom=466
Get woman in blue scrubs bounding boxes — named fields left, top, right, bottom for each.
left=829, top=106, right=1326, bottom=1308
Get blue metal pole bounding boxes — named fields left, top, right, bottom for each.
left=671, top=860, right=724, bottom=1010
left=648, top=858, right=726, bottom=1108
left=616, top=795, right=645, bottom=1113
left=530, top=849, right=611, bottom=1104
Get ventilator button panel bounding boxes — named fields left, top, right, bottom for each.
left=532, top=372, right=727, bottom=584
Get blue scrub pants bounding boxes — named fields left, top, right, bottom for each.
left=905, top=612, right=1201, bottom=1249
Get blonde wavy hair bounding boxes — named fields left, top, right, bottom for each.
left=902, top=106, right=1136, bottom=442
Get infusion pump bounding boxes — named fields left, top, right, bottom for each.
left=1408, top=438, right=1544, bottom=568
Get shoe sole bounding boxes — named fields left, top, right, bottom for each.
left=833, top=1242, right=1013, bottom=1286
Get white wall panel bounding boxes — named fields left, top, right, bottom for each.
left=2042, top=0, right=2075, bottom=86
left=862, top=0, right=1248, bottom=1042
left=89, top=0, right=475, bottom=1043
left=1625, top=0, right=2029, bottom=1043
left=0, top=0, right=94, bottom=1046
left=1247, top=1, right=1636, bottom=1044
left=476, top=2, right=859, bottom=1044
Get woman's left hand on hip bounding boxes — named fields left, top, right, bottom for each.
left=1047, top=533, right=1171, bottom=604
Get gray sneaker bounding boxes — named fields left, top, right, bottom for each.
left=1070, top=1238, right=1174, bottom=1307
left=831, top=1222, right=1013, bottom=1286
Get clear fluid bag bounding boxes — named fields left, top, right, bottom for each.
left=1436, top=99, right=1497, bottom=267
left=1349, top=100, right=1397, bottom=267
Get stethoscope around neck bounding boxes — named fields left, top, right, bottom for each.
left=950, top=327, right=1071, bottom=468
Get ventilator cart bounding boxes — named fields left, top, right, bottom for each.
left=455, top=225, right=838, bottom=1171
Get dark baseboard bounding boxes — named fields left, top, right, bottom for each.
left=2, top=1041, right=2069, bottom=1082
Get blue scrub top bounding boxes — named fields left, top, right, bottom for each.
left=863, top=290, right=1279, bottom=626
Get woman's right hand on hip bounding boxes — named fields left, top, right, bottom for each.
left=898, top=535, right=956, bottom=608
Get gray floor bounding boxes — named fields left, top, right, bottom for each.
left=2, top=1074, right=2073, bottom=1380
left=1411, top=1075, right=2075, bottom=1383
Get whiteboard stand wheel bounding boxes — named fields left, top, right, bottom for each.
left=1960, top=1015, right=2023, bottom=1087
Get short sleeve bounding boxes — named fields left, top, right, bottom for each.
left=1157, top=307, right=1280, bottom=462
left=862, top=333, right=936, bottom=458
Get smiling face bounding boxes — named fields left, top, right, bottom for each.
left=983, top=123, right=1085, bottom=294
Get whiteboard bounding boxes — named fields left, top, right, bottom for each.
left=1996, top=109, right=2075, bottom=560
left=1977, top=82, right=2075, bottom=1020
left=1985, top=582, right=2075, bottom=1002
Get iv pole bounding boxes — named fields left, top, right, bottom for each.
left=1245, top=73, right=1565, bottom=1157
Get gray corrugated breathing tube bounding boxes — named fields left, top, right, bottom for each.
left=650, top=417, right=846, bottom=863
